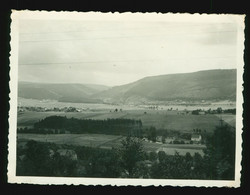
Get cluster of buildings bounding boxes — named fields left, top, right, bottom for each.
left=18, top=106, right=81, bottom=113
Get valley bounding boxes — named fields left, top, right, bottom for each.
left=16, top=69, right=237, bottom=157
left=16, top=69, right=237, bottom=179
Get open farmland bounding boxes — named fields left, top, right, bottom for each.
left=17, top=111, right=113, bottom=128
left=119, top=111, right=223, bottom=132
left=17, top=109, right=235, bottom=133
left=17, top=133, right=204, bottom=156
left=215, top=114, right=236, bottom=127
left=18, top=133, right=123, bottom=148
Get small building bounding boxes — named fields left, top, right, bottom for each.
left=144, top=160, right=153, bottom=168
left=198, top=111, right=206, bottom=115
left=156, top=136, right=162, bottom=142
left=191, top=134, right=202, bottom=143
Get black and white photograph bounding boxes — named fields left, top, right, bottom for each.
left=8, top=11, right=244, bottom=187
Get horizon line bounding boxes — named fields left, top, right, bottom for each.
left=18, top=68, right=236, bottom=87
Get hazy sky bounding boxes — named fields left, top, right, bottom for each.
left=18, top=13, right=240, bottom=86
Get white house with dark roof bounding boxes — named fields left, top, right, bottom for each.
left=191, top=134, right=202, bottom=143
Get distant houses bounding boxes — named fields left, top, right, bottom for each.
left=17, top=106, right=81, bottom=113
left=198, top=111, right=206, bottom=115
left=191, top=134, right=202, bottom=143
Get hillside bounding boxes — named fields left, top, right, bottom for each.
left=18, top=82, right=110, bottom=103
left=95, top=69, right=236, bottom=104
left=18, top=69, right=236, bottom=104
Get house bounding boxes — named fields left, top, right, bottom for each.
left=198, top=111, right=206, bottom=115
left=156, top=136, right=162, bottom=142
left=143, top=160, right=153, bottom=168
left=191, top=134, right=202, bottom=143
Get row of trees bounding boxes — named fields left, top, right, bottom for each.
left=21, top=116, right=143, bottom=135
left=192, top=108, right=236, bottom=115
left=17, top=124, right=235, bottom=180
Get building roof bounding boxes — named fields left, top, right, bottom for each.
left=191, top=134, right=201, bottom=139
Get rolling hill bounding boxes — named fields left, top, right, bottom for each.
left=18, top=82, right=110, bottom=103
left=18, top=69, right=236, bottom=104
left=94, top=69, right=237, bottom=104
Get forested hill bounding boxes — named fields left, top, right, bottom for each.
left=18, top=69, right=236, bottom=104
left=95, top=69, right=236, bottom=103
left=18, top=82, right=110, bottom=103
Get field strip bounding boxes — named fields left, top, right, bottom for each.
left=162, top=144, right=206, bottom=150
left=96, top=136, right=124, bottom=148
left=215, top=114, right=236, bottom=127
left=156, top=147, right=204, bottom=156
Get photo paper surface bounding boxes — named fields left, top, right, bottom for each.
left=8, top=10, right=245, bottom=187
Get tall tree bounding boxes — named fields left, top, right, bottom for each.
left=203, top=125, right=235, bottom=180
left=118, top=136, right=145, bottom=177
left=19, top=140, right=53, bottom=176
left=147, top=126, right=157, bottom=142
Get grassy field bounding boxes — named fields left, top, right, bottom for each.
left=120, top=111, right=222, bottom=132
left=215, top=114, right=236, bottom=127
left=18, top=133, right=122, bottom=147
left=17, top=111, right=110, bottom=128
left=17, top=110, right=235, bottom=133
left=17, top=133, right=205, bottom=156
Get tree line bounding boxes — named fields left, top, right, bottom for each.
left=192, top=108, right=236, bottom=115
left=19, top=116, right=142, bottom=136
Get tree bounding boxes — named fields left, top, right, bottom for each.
left=185, top=152, right=192, bottom=163
left=85, top=148, right=121, bottom=178
left=158, top=151, right=167, bottom=163
left=18, top=140, right=53, bottom=176
left=203, top=125, right=235, bottom=180
left=161, top=135, right=166, bottom=144
left=217, top=107, right=223, bottom=114
left=118, top=136, right=145, bottom=177
left=147, top=126, right=157, bottom=142
left=51, top=151, right=77, bottom=176
left=149, top=151, right=158, bottom=161
left=132, top=161, right=150, bottom=178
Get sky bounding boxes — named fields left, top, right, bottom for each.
left=18, top=13, right=240, bottom=86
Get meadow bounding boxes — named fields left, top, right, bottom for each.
left=17, top=133, right=205, bottom=156
left=18, top=109, right=235, bottom=133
